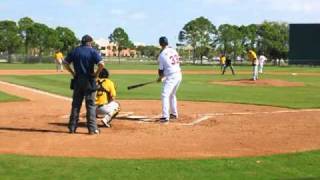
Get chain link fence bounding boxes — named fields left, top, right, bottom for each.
left=0, top=53, right=55, bottom=64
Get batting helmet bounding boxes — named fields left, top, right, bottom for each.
left=159, top=36, right=168, bottom=46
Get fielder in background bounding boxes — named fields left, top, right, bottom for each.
left=54, top=50, right=64, bottom=72
left=96, top=68, right=120, bottom=128
left=63, top=34, right=104, bottom=135
left=222, top=54, right=235, bottom=75
left=258, top=53, right=267, bottom=74
left=219, top=54, right=226, bottom=72
left=157, top=36, right=182, bottom=123
left=247, top=49, right=258, bottom=81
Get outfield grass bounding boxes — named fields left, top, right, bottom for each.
left=0, top=73, right=319, bottom=108
left=0, top=63, right=55, bottom=70
left=0, top=151, right=320, bottom=180
left=1, top=62, right=320, bottom=72
left=0, top=90, right=24, bottom=103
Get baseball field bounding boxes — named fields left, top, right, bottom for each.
left=0, top=63, right=320, bottom=179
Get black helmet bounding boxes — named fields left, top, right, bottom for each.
left=99, top=68, right=109, bottom=78
left=159, top=36, right=168, bottom=46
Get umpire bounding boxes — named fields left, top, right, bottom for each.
left=63, top=34, right=104, bottom=135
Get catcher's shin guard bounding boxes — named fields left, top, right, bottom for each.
left=102, top=114, right=112, bottom=128
left=111, top=102, right=120, bottom=118
left=102, top=104, right=120, bottom=127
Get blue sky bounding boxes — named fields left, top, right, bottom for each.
left=1, top=0, right=319, bottom=45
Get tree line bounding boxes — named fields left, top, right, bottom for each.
left=111, top=16, right=289, bottom=64
left=0, top=17, right=78, bottom=63
left=0, top=16, right=288, bottom=64
left=178, top=16, right=289, bottom=64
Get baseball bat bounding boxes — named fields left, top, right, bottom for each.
left=127, top=80, right=157, bottom=90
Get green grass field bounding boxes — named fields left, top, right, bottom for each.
left=0, top=90, right=24, bottom=103
left=0, top=63, right=320, bottom=179
left=0, top=73, right=319, bottom=108
left=1, top=62, right=320, bottom=72
left=0, top=151, right=320, bottom=180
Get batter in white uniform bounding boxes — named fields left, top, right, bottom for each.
left=258, top=54, right=267, bottom=74
left=157, top=36, right=182, bottom=123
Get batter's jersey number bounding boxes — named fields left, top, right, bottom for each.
left=170, top=55, right=180, bottom=65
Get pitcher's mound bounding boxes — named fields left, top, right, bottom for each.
left=212, top=79, right=304, bottom=87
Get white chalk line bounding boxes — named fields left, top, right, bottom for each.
left=203, top=109, right=320, bottom=117
left=0, top=80, right=71, bottom=102
left=182, top=116, right=211, bottom=126
left=184, top=109, right=320, bottom=126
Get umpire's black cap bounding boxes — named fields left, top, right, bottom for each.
left=81, top=34, right=93, bottom=45
left=159, top=36, right=169, bottom=46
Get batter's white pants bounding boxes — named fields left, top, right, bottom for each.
left=253, top=64, right=259, bottom=80
left=96, top=101, right=120, bottom=123
left=259, top=62, right=264, bottom=73
left=161, top=72, right=182, bottom=119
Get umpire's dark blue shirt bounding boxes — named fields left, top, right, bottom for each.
left=64, top=45, right=102, bottom=77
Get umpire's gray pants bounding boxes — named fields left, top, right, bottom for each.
left=68, top=87, right=97, bottom=133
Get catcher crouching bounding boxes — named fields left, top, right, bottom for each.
left=95, top=68, right=120, bottom=127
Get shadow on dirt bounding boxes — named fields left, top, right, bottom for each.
left=0, top=127, right=70, bottom=134
left=49, top=122, right=108, bottom=128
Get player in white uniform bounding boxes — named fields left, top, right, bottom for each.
left=258, top=54, right=267, bottom=74
left=157, top=36, right=182, bottom=123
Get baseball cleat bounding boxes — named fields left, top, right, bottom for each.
left=170, top=114, right=177, bottom=119
left=68, top=128, right=77, bottom=134
left=159, top=117, right=169, bottom=124
left=89, top=129, right=100, bottom=135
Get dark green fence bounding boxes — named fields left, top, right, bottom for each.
left=289, top=24, right=320, bottom=65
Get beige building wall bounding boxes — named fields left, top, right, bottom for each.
left=95, top=38, right=136, bottom=57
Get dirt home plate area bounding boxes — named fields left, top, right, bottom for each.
left=0, top=70, right=320, bottom=159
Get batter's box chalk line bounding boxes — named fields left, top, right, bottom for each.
left=182, top=115, right=212, bottom=126
left=203, top=109, right=320, bottom=117
left=184, top=109, right=320, bottom=126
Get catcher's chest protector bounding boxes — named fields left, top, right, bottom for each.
left=96, top=79, right=109, bottom=97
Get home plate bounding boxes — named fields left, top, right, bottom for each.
left=126, top=115, right=149, bottom=120
left=115, top=112, right=134, bottom=118
left=116, top=115, right=158, bottom=122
